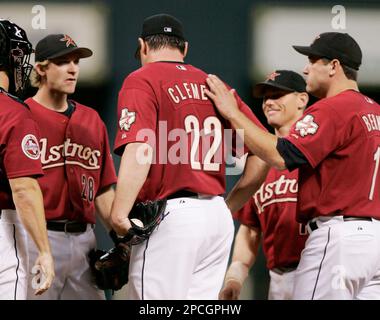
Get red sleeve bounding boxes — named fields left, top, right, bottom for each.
left=4, top=117, right=43, bottom=179
left=233, top=198, right=261, bottom=228
left=98, top=122, right=117, bottom=192
left=114, top=76, right=158, bottom=155
left=284, top=102, right=342, bottom=168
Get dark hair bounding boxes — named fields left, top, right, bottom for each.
left=321, top=57, right=357, bottom=81
left=144, top=34, right=186, bottom=54
left=341, top=64, right=358, bottom=81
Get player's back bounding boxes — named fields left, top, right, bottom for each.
left=116, top=62, right=234, bottom=201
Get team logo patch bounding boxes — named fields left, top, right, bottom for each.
left=266, top=71, right=280, bottom=81
left=60, top=34, right=77, bottom=47
left=21, top=134, right=40, bottom=160
left=295, top=114, right=319, bottom=137
left=119, top=108, right=136, bottom=131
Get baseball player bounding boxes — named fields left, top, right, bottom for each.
left=0, top=20, right=54, bottom=299
left=219, top=70, right=309, bottom=300
left=110, top=13, right=268, bottom=300
left=25, top=34, right=117, bottom=300
left=205, top=32, right=380, bottom=299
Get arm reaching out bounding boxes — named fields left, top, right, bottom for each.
left=205, top=74, right=286, bottom=170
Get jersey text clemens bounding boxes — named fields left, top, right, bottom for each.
left=167, top=81, right=208, bottom=103
left=40, top=137, right=101, bottom=170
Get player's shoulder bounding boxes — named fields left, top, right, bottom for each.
left=0, top=90, right=31, bottom=116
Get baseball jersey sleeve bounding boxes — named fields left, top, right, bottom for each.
left=114, top=75, right=158, bottom=155
left=4, top=117, right=43, bottom=179
left=98, top=122, right=117, bottom=192
left=284, top=102, right=343, bottom=168
left=233, top=198, right=261, bottom=229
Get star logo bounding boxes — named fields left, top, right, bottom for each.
left=119, top=108, right=136, bottom=131
left=312, top=34, right=321, bottom=45
left=266, top=72, right=280, bottom=82
left=60, top=35, right=77, bottom=47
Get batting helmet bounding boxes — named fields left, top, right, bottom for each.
left=0, top=19, right=33, bottom=97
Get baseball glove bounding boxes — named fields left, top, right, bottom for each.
left=110, top=199, right=167, bottom=246
left=88, top=243, right=131, bottom=291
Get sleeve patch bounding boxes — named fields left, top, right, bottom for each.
left=295, top=114, right=319, bottom=137
left=21, top=134, right=40, bottom=160
left=119, top=108, right=136, bottom=131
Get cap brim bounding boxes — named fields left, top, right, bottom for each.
left=253, top=82, right=294, bottom=98
left=292, top=45, right=325, bottom=57
left=47, top=47, right=93, bottom=60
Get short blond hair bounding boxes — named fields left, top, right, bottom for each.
left=30, top=60, right=49, bottom=88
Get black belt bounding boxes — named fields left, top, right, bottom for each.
left=167, top=190, right=198, bottom=200
left=46, top=220, right=89, bottom=233
left=308, top=216, right=372, bottom=232
left=271, top=265, right=298, bottom=275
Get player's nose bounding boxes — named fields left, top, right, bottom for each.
left=303, top=64, right=309, bottom=75
left=67, top=61, right=79, bottom=73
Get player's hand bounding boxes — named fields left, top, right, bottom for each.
left=31, top=252, right=55, bottom=295
left=219, top=279, right=242, bottom=300
left=204, top=74, right=240, bottom=120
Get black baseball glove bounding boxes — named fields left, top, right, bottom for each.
left=88, top=243, right=131, bottom=291
left=110, top=199, right=167, bottom=246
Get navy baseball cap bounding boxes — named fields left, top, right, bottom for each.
left=253, top=70, right=306, bottom=98
left=293, top=32, right=362, bottom=70
left=140, top=13, right=185, bottom=40
left=35, top=34, right=92, bottom=62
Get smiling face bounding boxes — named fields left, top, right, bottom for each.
left=262, top=87, right=306, bottom=134
left=42, top=52, right=81, bottom=94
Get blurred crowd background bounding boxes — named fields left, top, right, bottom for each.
left=1, top=0, right=379, bottom=299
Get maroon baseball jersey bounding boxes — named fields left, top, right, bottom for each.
left=285, top=90, right=380, bottom=223
left=25, top=98, right=117, bottom=223
left=0, top=91, right=43, bottom=209
left=234, top=168, right=307, bottom=269
left=114, top=62, right=266, bottom=202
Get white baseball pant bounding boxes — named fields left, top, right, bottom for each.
left=0, top=210, right=28, bottom=300
left=293, top=216, right=380, bottom=299
left=126, top=196, right=234, bottom=300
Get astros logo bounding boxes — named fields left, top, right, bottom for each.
left=266, top=72, right=280, bottom=82
left=21, top=134, right=40, bottom=160
left=60, top=34, right=77, bottom=47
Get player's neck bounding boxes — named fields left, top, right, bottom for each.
left=33, top=86, right=69, bottom=112
left=0, top=71, right=9, bottom=91
left=275, top=125, right=291, bottom=138
left=325, top=79, right=359, bottom=98
left=146, top=49, right=185, bottom=64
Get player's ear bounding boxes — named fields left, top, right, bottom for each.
left=297, top=92, right=309, bottom=110
left=138, top=38, right=147, bottom=58
left=329, top=59, right=339, bottom=76
left=183, top=42, right=189, bottom=59
left=34, top=62, right=47, bottom=77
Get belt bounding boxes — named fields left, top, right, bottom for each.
left=271, top=264, right=298, bottom=275
left=167, top=190, right=199, bottom=200
left=308, top=216, right=372, bottom=232
left=46, top=220, right=89, bottom=233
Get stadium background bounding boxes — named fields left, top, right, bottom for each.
left=1, top=0, right=379, bottom=299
